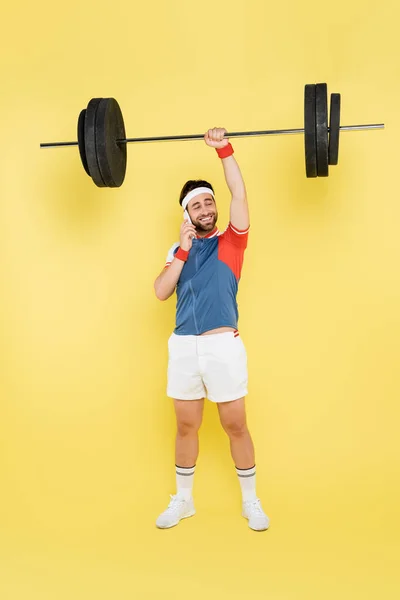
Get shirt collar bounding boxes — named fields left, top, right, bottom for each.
left=196, top=226, right=219, bottom=239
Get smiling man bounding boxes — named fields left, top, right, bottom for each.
left=153, top=128, right=269, bottom=532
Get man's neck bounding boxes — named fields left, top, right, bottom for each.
left=196, top=226, right=218, bottom=239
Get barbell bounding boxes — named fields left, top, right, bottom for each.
left=40, top=83, right=384, bottom=187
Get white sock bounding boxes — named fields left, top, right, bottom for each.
left=236, top=465, right=257, bottom=503
left=176, top=464, right=196, bottom=500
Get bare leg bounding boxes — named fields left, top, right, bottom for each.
left=155, top=399, right=204, bottom=528
left=217, top=397, right=255, bottom=468
left=217, top=398, right=270, bottom=531
left=174, top=398, right=204, bottom=467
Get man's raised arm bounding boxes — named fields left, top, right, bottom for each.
left=204, top=127, right=249, bottom=231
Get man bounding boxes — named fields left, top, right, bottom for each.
left=153, top=127, right=269, bottom=532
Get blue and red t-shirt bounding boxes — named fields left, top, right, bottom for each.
left=164, top=222, right=249, bottom=335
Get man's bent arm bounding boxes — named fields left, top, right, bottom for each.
left=154, top=258, right=185, bottom=301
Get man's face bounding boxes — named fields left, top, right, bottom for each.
left=188, top=193, right=218, bottom=234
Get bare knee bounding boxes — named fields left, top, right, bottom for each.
left=222, top=419, right=248, bottom=439
left=174, top=398, right=204, bottom=437
left=177, top=419, right=201, bottom=437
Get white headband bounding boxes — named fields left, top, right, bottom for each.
left=181, top=187, right=214, bottom=211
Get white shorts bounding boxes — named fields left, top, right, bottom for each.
left=166, top=330, right=248, bottom=403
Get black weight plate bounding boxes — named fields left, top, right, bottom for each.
left=315, top=83, right=329, bottom=177
left=328, top=93, right=341, bottom=165
left=95, top=98, right=127, bottom=188
left=84, top=98, right=106, bottom=187
left=304, top=84, right=317, bottom=178
left=77, top=109, right=90, bottom=176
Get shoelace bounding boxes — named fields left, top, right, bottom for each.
left=165, top=494, right=185, bottom=513
left=246, top=499, right=264, bottom=515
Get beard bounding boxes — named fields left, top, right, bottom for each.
left=193, top=212, right=218, bottom=233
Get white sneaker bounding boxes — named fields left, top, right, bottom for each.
left=242, top=498, right=270, bottom=531
left=156, top=494, right=195, bottom=529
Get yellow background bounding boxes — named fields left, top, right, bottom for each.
left=1, top=0, right=399, bottom=598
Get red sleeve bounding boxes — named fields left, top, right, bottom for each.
left=217, top=222, right=250, bottom=280
left=220, top=222, right=249, bottom=248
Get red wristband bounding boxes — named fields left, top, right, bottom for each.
left=175, top=247, right=189, bottom=262
left=216, top=143, right=234, bottom=159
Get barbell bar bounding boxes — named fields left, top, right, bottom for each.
left=40, top=124, right=384, bottom=147
left=39, top=83, right=385, bottom=187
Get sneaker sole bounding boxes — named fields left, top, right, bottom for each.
left=156, top=509, right=196, bottom=529
left=242, top=513, right=270, bottom=531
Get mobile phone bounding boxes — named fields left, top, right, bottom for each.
left=184, top=209, right=192, bottom=224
